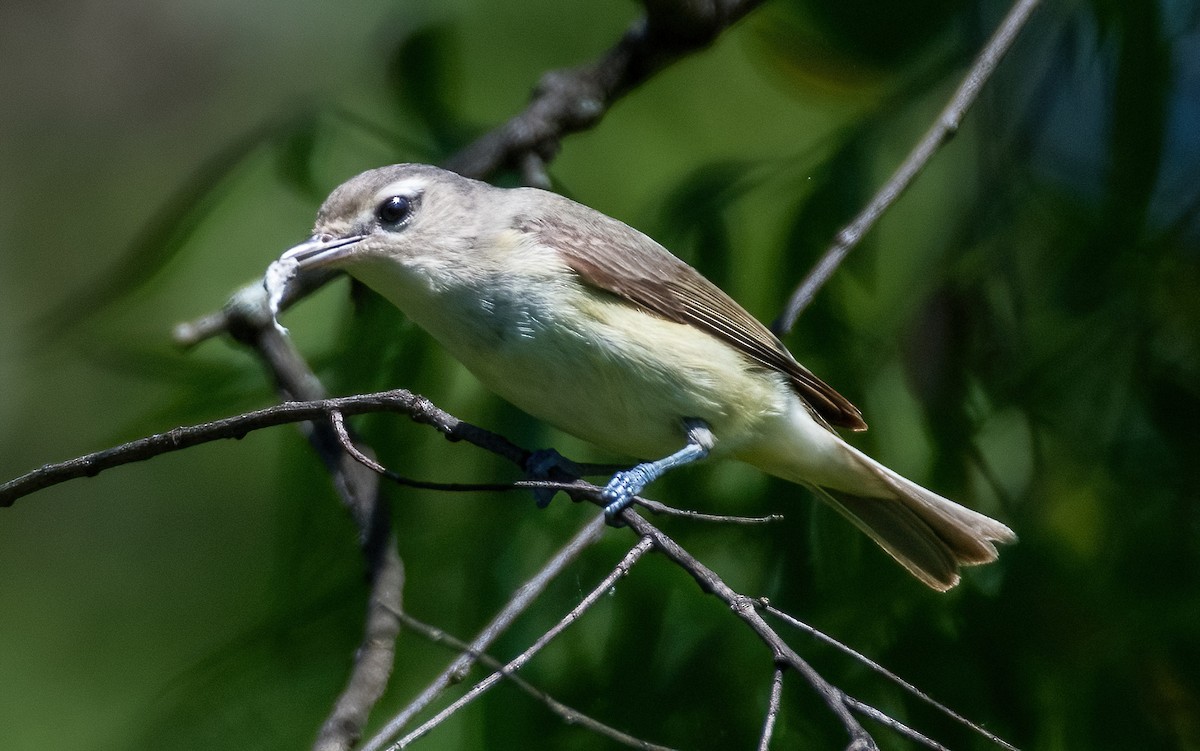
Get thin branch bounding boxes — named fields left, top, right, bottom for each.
left=396, top=611, right=676, bottom=751
left=613, top=508, right=879, bottom=750
left=637, top=498, right=784, bottom=525
left=844, top=697, right=949, bottom=751
left=762, top=604, right=1019, bottom=751
left=330, top=422, right=784, bottom=526
left=360, top=515, right=608, bottom=751
left=773, top=0, right=1044, bottom=334
left=756, top=667, right=785, bottom=751
left=394, top=537, right=656, bottom=749
left=0, top=389, right=528, bottom=507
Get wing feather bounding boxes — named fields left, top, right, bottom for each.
left=512, top=206, right=867, bottom=431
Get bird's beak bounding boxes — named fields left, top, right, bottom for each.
left=279, top=234, right=365, bottom=270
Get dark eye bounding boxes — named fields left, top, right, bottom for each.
left=376, top=195, right=413, bottom=226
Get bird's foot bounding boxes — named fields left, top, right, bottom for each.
left=524, top=448, right=583, bottom=508
left=602, top=466, right=652, bottom=525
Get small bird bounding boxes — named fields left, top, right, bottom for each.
left=270, top=163, right=1014, bottom=591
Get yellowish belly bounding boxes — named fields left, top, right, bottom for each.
left=447, top=289, right=790, bottom=461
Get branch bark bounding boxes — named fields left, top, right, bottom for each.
left=446, top=0, right=765, bottom=179
left=396, top=610, right=676, bottom=751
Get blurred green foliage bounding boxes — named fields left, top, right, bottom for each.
left=1, top=0, right=1198, bottom=749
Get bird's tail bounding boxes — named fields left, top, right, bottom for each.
left=807, top=443, right=1015, bottom=591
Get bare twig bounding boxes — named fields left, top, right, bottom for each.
left=396, top=611, right=677, bottom=751
left=637, top=497, right=784, bottom=524
left=613, top=509, right=879, bottom=750
left=773, top=0, right=1044, bottom=334
left=173, top=270, right=338, bottom=350
left=844, top=697, right=949, bottom=751
left=0, top=389, right=531, bottom=507
left=757, top=667, right=785, bottom=751
left=360, top=515, right=608, bottom=751
left=393, top=537, right=656, bottom=749
left=762, top=604, right=1019, bottom=751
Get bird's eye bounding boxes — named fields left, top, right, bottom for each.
left=376, top=195, right=413, bottom=227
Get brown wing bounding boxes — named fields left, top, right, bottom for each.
left=513, top=206, right=867, bottom=431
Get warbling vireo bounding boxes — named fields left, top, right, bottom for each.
left=267, top=163, right=1014, bottom=591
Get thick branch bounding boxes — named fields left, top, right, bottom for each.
left=445, top=0, right=765, bottom=179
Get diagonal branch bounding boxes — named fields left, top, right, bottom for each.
left=360, top=515, right=608, bottom=751
left=773, top=0, right=1044, bottom=334
left=396, top=610, right=676, bottom=751
left=390, top=537, right=656, bottom=750
left=446, top=0, right=766, bottom=179
left=762, top=604, right=1019, bottom=751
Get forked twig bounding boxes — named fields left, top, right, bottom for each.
left=615, top=510, right=879, bottom=749
left=389, top=537, right=656, bottom=749
left=359, top=515, right=607, bottom=751
left=396, top=611, right=677, bottom=751
left=763, top=604, right=1018, bottom=751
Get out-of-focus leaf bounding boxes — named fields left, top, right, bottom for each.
left=273, top=113, right=324, bottom=201
left=386, top=23, right=472, bottom=154
left=71, top=337, right=271, bottom=430
left=652, top=161, right=756, bottom=292
left=750, top=0, right=972, bottom=95
left=1100, top=0, right=1169, bottom=246
left=37, top=121, right=288, bottom=338
left=127, top=577, right=365, bottom=751
left=774, top=132, right=870, bottom=370
left=799, top=0, right=972, bottom=67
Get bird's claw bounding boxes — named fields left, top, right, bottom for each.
left=525, top=448, right=581, bottom=508
left=601, top=467, right=649, bottom=525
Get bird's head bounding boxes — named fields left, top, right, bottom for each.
left=279, top=163, right=486, bottom=271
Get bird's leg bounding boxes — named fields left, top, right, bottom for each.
left=524, top=448, right=585, bottom=508
left=603, top=418, right=715, bottom=523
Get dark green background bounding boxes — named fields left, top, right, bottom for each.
left=2, top=0, right=1197, bottom=749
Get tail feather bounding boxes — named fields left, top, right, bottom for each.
left=815, top=450, right=1016, bottom=592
